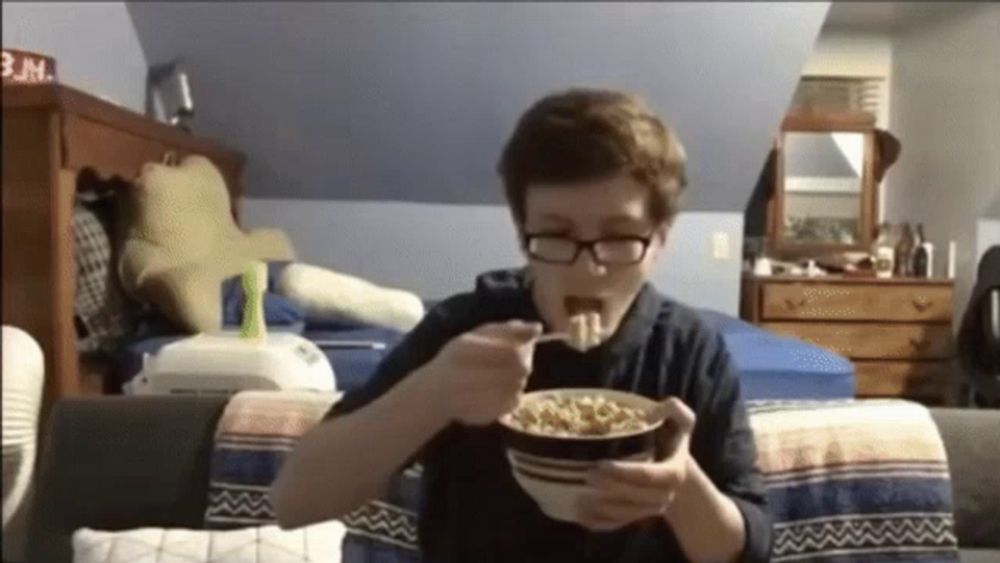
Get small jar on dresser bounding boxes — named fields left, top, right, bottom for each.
left=740, top=274, right=956, bottom=403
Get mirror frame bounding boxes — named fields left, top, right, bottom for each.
left=769, top=110, right=878, bottom=258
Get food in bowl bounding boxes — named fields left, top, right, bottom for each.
left=506, top=394, right=649, bottom=437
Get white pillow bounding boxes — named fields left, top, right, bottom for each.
left=278, top=263, right=424, bottom=332
left=73, top=521, right=345, bottom=563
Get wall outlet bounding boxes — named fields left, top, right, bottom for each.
left=712, top=232, right=730, bottom=260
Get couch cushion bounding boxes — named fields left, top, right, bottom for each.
left=959, top=549, right=1000, bottom=563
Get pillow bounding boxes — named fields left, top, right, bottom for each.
left=119, top=155, right=296, bottom=333
left=277, top=263, right=424, bottom=332
left=73, top=201, right=133, bottom=354
left=73, top=521, right=345, bottom=563
left=220, top=261, right=305, bottom=327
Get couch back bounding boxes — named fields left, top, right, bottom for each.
left=26, top=398, right=1000, bottom=562
left=27, top=396, right=228, bottom=563
left=928, top=408, right=1000, bottom=551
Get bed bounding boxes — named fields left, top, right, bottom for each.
left=113, top=309, right=855, bottom=401
left=698, top=309, right=855, bottom=400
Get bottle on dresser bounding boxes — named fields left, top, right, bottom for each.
left=895, top=223, right=915, bottom=277
left=912, top=224, right=934, bottom=278
left=872, top=222, right=895, bottom=279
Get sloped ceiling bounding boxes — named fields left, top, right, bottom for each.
left=127, top=2, right=829, bottom=211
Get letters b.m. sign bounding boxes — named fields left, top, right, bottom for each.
left=2, top=48, right=56, bottom=84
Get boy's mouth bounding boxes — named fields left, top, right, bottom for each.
left=564, top=296, right=604, bottom=317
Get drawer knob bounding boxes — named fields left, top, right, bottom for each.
left=909, top=338, right=931, bottom=352
left=785, top=297, right=807, bottom=310
left=912, top=298, right=933, bottom=312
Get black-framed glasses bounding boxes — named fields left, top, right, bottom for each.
left=523, top=233, right=654, bottom=265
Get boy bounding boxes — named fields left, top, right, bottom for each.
left=273, top=88, right=772, bottom=562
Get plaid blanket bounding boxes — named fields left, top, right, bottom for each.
left=206, top=394, right=958, bottom=563
left=749, top=400, right=958, bottom=562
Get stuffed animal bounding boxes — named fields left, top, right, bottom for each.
left=118, top=155, right=296, bottom=333
left=119, top=154, right=424, bottom=333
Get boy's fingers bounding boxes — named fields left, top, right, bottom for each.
left=645, top=397, right=695, bottom=430
left=646, top=397, right=695, bottom=460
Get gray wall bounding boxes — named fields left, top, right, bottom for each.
left=2, top=2, right=147, bottom=112
left=124, top=2, right=829, bottom=312
left=242, top=199, right=745, bottom=314
left=4, top=3, right=831, bottom=313
left=127, top=2, right=829, bottom=210
left=888, top=3, right=1000, bottom=317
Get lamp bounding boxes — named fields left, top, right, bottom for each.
left=146, top=58, right=195, bottom=131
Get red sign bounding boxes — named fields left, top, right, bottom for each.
left=2, top=48, right=57, bottom=84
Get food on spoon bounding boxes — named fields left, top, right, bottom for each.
left=566, top=312, right=604, bottom=351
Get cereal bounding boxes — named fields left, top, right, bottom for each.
left=507, top=394, right=648, bottom=437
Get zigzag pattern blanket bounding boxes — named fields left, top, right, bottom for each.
left=205, top=394, right=958, bottom=563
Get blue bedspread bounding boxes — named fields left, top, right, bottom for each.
left=698, top=310, right=856, bottom=400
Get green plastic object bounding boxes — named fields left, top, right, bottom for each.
left=240, top=261, right=267, bottom=340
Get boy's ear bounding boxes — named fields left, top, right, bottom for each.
left=650, top=224, right=670, bottom=259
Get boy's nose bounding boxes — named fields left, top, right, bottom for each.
left=576, top=248, right=608, bottom=277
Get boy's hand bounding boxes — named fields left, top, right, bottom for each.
left=422, top=320, right=543, bottom=426
left=576, top=397, right=696, bottom=531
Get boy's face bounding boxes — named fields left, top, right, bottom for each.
left=520, top=173, right=668, bottom=338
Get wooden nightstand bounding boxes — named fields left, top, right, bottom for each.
left=741, top=274, right=956, bottom=402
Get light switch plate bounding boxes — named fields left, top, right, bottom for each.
left=712, top=232, right=730, bottom=259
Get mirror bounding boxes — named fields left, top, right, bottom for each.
left=782, top=131, right=865, bottom=244
left=770, top=111, right=877, bottom=255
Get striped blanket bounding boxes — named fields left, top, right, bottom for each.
left=205, top=393, right=958, bottom=563
left=749, top=400, right=958, bottom=562
left=204, top=390, right=421, bottom=563
left=204, top=390, right=338, bottom=527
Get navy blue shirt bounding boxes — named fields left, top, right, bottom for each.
left=332, top=269, right=772, bottom=562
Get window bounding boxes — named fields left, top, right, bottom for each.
left=791, top=76, right=886, bottom=124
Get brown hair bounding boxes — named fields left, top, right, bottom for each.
left=498, top=88, right=688, bottom=227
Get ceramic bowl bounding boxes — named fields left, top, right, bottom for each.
left=498, top=388, right=662, bottom=523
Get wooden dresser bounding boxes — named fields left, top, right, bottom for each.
left=741, top=274, right=956, bottom=402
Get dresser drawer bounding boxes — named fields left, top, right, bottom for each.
left=761, top=322, right=954, bottom=360
left=761, top=283, right=952, bottom=322
left=854, top=361, right=949, bottom=399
